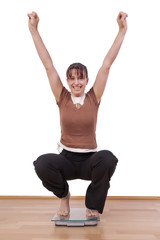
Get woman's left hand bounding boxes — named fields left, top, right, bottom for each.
left=117, top=12, right=128, bottom=33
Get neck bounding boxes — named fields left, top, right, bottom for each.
left=71, top=92, right=85, bottom=98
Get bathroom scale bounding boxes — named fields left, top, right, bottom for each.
left=51, top=208, right=100, bottom=227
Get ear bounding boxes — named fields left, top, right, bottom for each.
left=86, top=78, right=89, bottom=85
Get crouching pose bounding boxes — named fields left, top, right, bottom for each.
left=28, top=11, right=128, bottom=217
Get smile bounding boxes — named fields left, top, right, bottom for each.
left=73, top=86, right=82, bottom=90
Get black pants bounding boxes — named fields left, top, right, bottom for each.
left=33, top=149, right=118, bottom=214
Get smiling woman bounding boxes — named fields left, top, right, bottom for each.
left=66, top=63, right=89, bottom=97
left=28, top=11, right=127, bottom=218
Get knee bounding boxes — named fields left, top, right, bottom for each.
left=97, top=150, right=118, bottom=169
left=33, top=154, right=51, bottom=177
left=101, top=150, right=118, bottom=178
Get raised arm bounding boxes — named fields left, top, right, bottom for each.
left=27, top=12, right=63, bottom=102
left=93, top=12, right=128, bottom=102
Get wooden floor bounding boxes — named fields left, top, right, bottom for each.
left=0, top=198, right=160, bottom=240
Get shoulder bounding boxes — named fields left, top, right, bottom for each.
left=86, top=87, right=100, bottom=107
left=57, top=86, right=70, bottom=107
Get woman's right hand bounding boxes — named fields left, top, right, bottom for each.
left=27, top=11, right=39, bottom=32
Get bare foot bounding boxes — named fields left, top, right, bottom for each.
left=86, top=208, right=99, bottom=218
left=57, top=192, right=70, bottom=217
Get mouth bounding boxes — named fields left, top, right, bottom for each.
left=72, top=86, right=82, bottom=91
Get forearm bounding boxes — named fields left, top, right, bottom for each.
left=29, top=28, right=53, bottom=70
left=102, top=29, right=126, bottom=70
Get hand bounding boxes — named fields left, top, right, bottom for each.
left=117, top=12, right=128, bottom=33
left=27, top=11, right=39, bottom=32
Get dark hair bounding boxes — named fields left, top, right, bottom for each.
left=66, top=63, right=88, bottom=79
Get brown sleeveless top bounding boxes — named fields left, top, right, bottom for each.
left=57, top=87, right=100, bottom=149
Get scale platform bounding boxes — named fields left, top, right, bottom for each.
left=51, top=208, right=100, bottom=227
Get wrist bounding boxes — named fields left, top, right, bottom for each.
left=29, top=25, right=38, bottom=35
left=118, top=27, right=127, bottom=36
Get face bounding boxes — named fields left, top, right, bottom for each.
left=67, top=69, right=89, bottom=97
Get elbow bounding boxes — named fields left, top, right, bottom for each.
left=101, top=64, right=110, bottom=74
left=43, top=57, right=54, bottom=72
left=45, top=62, right=54, bottom=72
left=102, top=59, right=112, bottom=71
left=105, top=65, right=111, bottom=71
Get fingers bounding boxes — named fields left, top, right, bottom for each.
left=117, top=11, right=128, bottom=21
left=27, top=11, right=39, bottom=20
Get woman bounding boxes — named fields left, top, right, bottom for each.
left=28, top=11, right=128, bottom=217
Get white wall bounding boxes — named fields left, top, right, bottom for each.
left=0, top=0, right=160, bottom=196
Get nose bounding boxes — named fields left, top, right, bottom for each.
left=74, top=78, right=80, bottom=84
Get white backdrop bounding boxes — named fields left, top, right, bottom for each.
left=0, top=0, right=160, bottom=196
